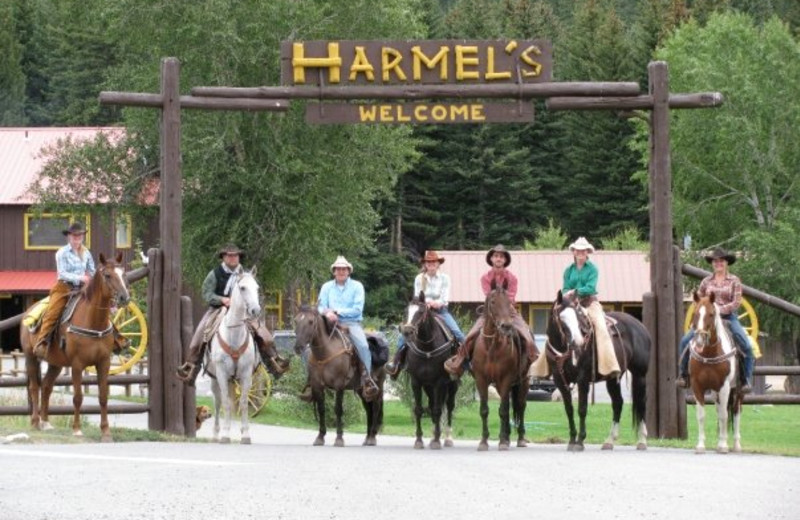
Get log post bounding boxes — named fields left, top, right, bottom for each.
left=147, top=247, right=164, bottom=431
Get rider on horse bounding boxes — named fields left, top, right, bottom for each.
left=33, top=222, right=127, bottom=360
left=676, top=247, right=754, bottom=393
left=176, top=244, right=288, bottom=386
left=298, top=255, right=380, bottom=401
left=444, top=244, right=537, bottom=378
left=386, top=250, right=465, bottom=380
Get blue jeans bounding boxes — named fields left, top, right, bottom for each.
left=397, top=307, right=465, bottom=351
left=679, top=313, right=753, bottom=380
left=301, top=321, right=372, bottom=375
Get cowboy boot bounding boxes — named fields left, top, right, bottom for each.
left=297, top=382, right=314, bottom=402
left=176, top=362, right=203, bottom=387
left=360, top=367, right=380, bottom=402
left=444, top=341, right=470, bottom=378
left=385, top=346, right=406, bottom=380
left=112, top=326, right=130, bottom=354
left=740, top=353, right=755, bottom=394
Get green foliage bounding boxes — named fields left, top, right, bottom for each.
left=0, top=2, right=25, bottom=125
left=524, top=218, right=568, bottom=250
left=600, top=225, right=648, bottom=251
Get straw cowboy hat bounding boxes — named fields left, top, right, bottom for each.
left=218, top=243, right=245, bottom=259
left=421, top=250, right=445, bottom=265
left=704, top=247, right=736, bottom=266
left=569, top=237, right=595, bottom=254
left=486, top=244, right=511, bottom=267
left=62, top=222, right=87, bottom=236
left=330, top=255, right=353, bottom=273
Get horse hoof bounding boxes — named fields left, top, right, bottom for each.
left=477, top=442, right=489, bottom=452
left=574, top=444, right=585, bottom=452
left=100, top=434, right=113, bottom=443
left=241, top=437, right=251, bottom=445
left=733, top=445, right=742, bottom=454
left=695, top=447, right=706, bottom=454
left=313, top=436, right=325, bottom=446
left=363, top=437, right=376, bottom=447
left=716, top=446, right=729, bottom=454
left=517, top=439, right=528, bottom=448
left=334, top=437, right=345, bottom=447
left=41, top=422, right=54, bottom=431
left=636, top=443, right=647, bottom=451
left=429, top=440, right=442, bottom=450
left=414, top=440, right=424, bottom=450
left=601, top=442, right=614, bottom=450
left=567, top=444, right=575, bottom=452
left=498, top=442, right=510, bottom=451
left=220, top=437, right=231, bottom=444
left=444, top=439, right=454, bottom=448
left=73, top=430, right=83, bottom=437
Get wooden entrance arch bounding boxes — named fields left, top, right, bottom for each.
left=100, top=55, right=721, bottom=438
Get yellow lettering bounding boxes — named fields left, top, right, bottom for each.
left=470, top=104, right=486, bottom=121
left=455, top=45, right=479, bottom=80
left=520, top=45, right=543, bottom=78
left=359, top=105, right=379, bottom=122
left=380, top=105, right=393, bottom=121
left=450, top=105, right=469, bottom=120
left=293, top=42, right=342, bottom=84
left=349, top=46, right=375, bottom=82
left=414, top=105, right=428, bottom=121
left=485, top=47, right=512, bottom=80
left=396, top=105, right=412, bottom=122
left=411, top=46, right=449, bottom=81
left=381, top=47, right=407, bottom=82
left=431, top=105, right=448, bottom=121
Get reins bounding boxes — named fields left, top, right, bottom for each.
left=406, top=306, right=454, bottom=359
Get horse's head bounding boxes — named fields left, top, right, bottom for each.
left=691, top=291, right=717, bottom=348
left=553, top=290, right=590, bottom=349
left=293, top=304, right=321, bottom=353
left=485, top=280, right=514, bottom=337
left=402, top=291, right=431, bottom=341
left=95, top=252, right=130, bottom=307
left=234, top=268, right=261, bottom=320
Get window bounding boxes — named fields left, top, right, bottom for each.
left=528, top=305, right=549, bottom=335
left=115, top=214, right=132, bottom=249
left=24, top=213, right=91, bottom=250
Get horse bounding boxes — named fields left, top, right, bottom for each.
left=545, top=290, right=650, bottom=451
left=205, top=268, right=261, bottom=444
left=401, top=291, right=460, bottom=449
left=20, top=252, right=130, bottom=442
left=293, top=305, right=384, bottom=447
left=470, top=280, right=530, bottom=451
left=686, top=291, right=744, bottom=454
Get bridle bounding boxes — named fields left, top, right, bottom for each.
left=405, top=303, right=454, bottom=359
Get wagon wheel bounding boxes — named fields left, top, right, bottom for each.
left=233, top=363, right=272, bottom=417
left=86, top=300, right=149, bottom=375
left=683, top=296, right=761, bottom=358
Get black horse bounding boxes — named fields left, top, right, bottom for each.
left=401, top=291, right=460, bottom=449
left=545, top=290, right=650, bottom=451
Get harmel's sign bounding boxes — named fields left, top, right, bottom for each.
left=280, top=40, right=551, bottom=124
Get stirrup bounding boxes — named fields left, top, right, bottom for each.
left=298, top=384, right=314, bottom=403
left=176, top=362, right=195, bottom=381
left=385, top=362, right=401, bottom=380
left=675, top=376, right=688, bottom=389
left=444, top=355, right=464, bottom=378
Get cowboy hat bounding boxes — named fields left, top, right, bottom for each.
left=704, top=247, right=736, bottom=266
left=568, top=237, right=595, bottom=253
left=486, top=244, right=511, bottom=267
left=218, top=243, right=245, bottom=259
left=421, top=250, right=445, bottom=265
left=62, top=222, right=87, bottom=236
left=330, top=255, right=353, bottom=273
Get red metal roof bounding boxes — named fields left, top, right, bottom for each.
left=0, top=127, right=125, bottom=204
left=436, top=250, right=651, bottom=304
left=0, top=271, right=55, bottom=292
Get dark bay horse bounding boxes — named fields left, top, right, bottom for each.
left=687, top=291, right=743, bottom=454
left=293, top=305, right=384, bottom=447
left=470, top=281, right=530, bottom=451
left=545, top=290, right=650, bottom=451
left=401, top=291, right=459, bottom=449
left=20, top=253, right=130, bottom=442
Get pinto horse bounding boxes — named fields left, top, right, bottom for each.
left=293, top=305, right=384, bottom=447
left=206, top=268, right=261, bottom=444
left=20, top=253, right=130, bottom=442
left=470, top=280, right=530, bottom=451
left=545, top=290, right=650, bottom=451
left=401, top=291, right=459, bottom=449
left=686, top=291, right=744, bottom=454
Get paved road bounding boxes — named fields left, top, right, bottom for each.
left=2, top=399, right=798, bottom=520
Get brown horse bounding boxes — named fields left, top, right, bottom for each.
left=20, top=253, right=130, bottom=442
left=470, top=280, right=530, bottom=451
left=293, top=305, right=384, bottom=447
left=687, top=291, right=743, bottom=454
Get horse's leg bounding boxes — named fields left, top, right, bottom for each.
left=412, top=380, right=425, bottom=449
left=215, top=364, right=232, bottom=443
left=211, top=380, right=221, bottom=441
left=313, top=389, right=326, bottom=446
left=96, top=355, right=112, bottom=442
left=497, top=389, right=511, bottom=451
left=334, top=390, right=345, bottom=447
left=476, top=379, right=490, bottom=452
left=555, top=378, right=578, bottom=451
left=693, top=387, right=706, bottom=454
left=575, top=381, right=590, bottom=451
left=238, top=367, right=253, bottom=445
left=731, top=395, right=742, bottom=453
left=429, top=383, right=443, bottom=450
left=444, top=380, right=457, bottom=447
left=602, top=378, right=624, bottom=450
left=716, top=384, right=730, bottom=454
left=25, top=350, right=42, bottom=430
left=39, top=364, right=61, bottom=431
left=514, top=383, right=528, bottom=448
left=70, top=364, right=84, bottom=437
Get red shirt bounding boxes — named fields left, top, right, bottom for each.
left=480, top=268, right=518, bottom=304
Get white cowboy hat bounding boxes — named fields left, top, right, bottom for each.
left=330, top=255, right=353, bottom=273
left=568, top=237, right=595, bottom=253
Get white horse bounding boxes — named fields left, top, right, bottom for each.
left=207, top=268, right=261, bottom=444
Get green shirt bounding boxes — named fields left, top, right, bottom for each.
left=562, top=260, right=599, bottom=298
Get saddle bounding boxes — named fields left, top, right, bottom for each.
left=327, top=322, right=388, bottom=370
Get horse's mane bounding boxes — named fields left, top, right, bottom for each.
left=83, top=266, right=104, bottom=302
left=299, top=304, right=334, bottom=335
left=712, top=302, right=734, bottom=353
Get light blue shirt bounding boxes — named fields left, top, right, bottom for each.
left=318, top=277, right=364, bottom=322
left=56, top=244, right=95, bottom=285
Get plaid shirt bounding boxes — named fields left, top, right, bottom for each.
left=698, top=273, right=742, bottom=316
left=55, top=244, right=95, bottom=285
